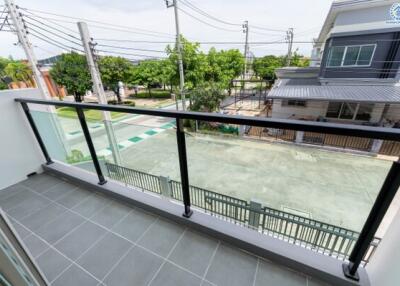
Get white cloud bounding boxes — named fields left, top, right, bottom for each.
left=0, top=0, right=333, bottom=60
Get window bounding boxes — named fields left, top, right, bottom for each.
left=327, top=47, right=345, bottom=67
left=282, top=100, right=307, bottom=107
left=327, top=44, right=376, bottom=67
left=355, top=103, right=374, bottom=121
left=326, top=102, right=374, bottom=121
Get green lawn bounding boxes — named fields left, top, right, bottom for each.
left=56, top=107, right=125, bottom=122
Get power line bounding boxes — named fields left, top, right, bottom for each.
left=178, top=7, right=241, bottom=33
left=22, top=14, right=81, bottom=40
left=180, top=0, right=241, bottom=27
left=87, top=23, right=174, bottom=39
left=20, top=9, right=79, bottom=35
left=96, top=48, right=168, bottom=59
left=96, top=43, right=166, bottom=54
left=29, top=31, right=82, bottom=53
left=250, top=24, right=287, bottom=33
left=23, top=20, right=83, bottom=47
left=18, top=6, right=174, bottom=38
left=27, top=28, right=84, bottom=53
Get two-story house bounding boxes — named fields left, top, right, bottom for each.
left=268, top=0, right=400, bottom=126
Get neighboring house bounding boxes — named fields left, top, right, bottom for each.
left=268, top=0, right=400, bottom=126
left=38, top=56, right=67, bottom=98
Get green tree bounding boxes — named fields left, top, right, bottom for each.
left=158, top=59, right=175, bottom=91
left=167, top=36, right=208, bottom=90
left=253, top=55, right=285, bottom=80
left=0, top=57, right=12, bottom=90
left=205, top=48, right=244, bottom=88
left=190, top=83, right=226, bottom=113
left=129, top=60, right=161, bottom=96
left=289, top=51, right=311, bottom=67
left=50, top=52, right=92, bottom=102
left=98, top=56, right=133, bottom=89
left=4, top=61, right=34, bottom=87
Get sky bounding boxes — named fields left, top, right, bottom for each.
left=0, top=0, right=333, bottom=61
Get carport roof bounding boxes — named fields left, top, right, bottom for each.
left=267, top=79, right=400, bottom=104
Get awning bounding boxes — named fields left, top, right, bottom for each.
left=267, top=79, right=400, bottom=104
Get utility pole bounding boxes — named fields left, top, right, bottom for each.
left=286, top=28, right=294, bottom=66
left=78, top=22, right=122, bottom=165
left=5, top=0, right=50, bottom=99
left=243, top=20, right=249, bottom=80
left=166, top=0, right=186, bottom=111
left=5, top=0, right=70, bottom=158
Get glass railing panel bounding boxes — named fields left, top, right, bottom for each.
left=89, top=113, right=181, bottom=200
left=30, top=107, right=96, bottom=175
left=184, top=120, right=394, bottom=262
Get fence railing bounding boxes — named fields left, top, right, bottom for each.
left=246, top=127, right=399, bottom=156
left=16, top=97, right=400, bottom=280
left=105, top=162, right=379, bottom=264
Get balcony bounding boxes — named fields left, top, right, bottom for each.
left=1, top=92, right=400, bottom=285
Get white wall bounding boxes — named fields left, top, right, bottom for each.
left=367, top=207, right=400, bottom=286
left=332, top=3, right=398, bottom=34
left=385, top=104, right=400, bottom=121
left=370, top=103, right=385, bottom=123
left=0, top=89, right=44, bottom=190
left=271, top=100, right=329, bottom=119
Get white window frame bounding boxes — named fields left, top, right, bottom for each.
left=326, top=44, right=377, bottom=68
left=326, top=102, right=374, bottom=121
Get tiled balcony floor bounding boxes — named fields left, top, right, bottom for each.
left=0, top=173, right=330, bottom=286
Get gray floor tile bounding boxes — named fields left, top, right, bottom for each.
left=52, top=264, right=99, bottom=286
left=9, top=218, right=31, bottom=239
left=23, top=234, right=49, bottom=258
left=307, top=277, right=332, bottom=286
left=7, top=194, right=51, bottom=220
left=19, top=203, right=67, bottom=232
left=35, top=211, right=85, bottom=244
left=42, top=181, right=78, bottom=201
left=0, top=189, right=44, bottom=211
left=150, top=262, right=202, bottom=286
left=77, top=232, right=132, bottom=281
left=54, top=221, right=107, bottom=260
left=111, top=209, right=157, bottom=242
left=138, top=218, right=185, bottom=257
left=254, top=259, right=307, bottom=286
left=0, top=183, right=25, bottom=201
left=205, top=244, right=258, bottom=286
left=104, top=246, right=163, bottom=286
left=169, top=230, right=218, bottom=276
left=56, top=187, right=91, bottom=209
left=36, top=248, right=72, bottom=283
left=90, top=201, right=132, bottom=229
left=72, top=194, right=111, bottom=218
left=24, top=174, right=62, bottom=193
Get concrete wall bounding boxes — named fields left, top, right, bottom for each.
left=370, top=103, right=385, bottom=123
left=367, top=207, right=400, bottom=286
left=385, top=104, right=400, bottom=121
left=271, top=100, right=329, bottom=120
left=0, top=89, right=44, bottom=189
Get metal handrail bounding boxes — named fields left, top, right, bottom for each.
left=14, top=97, right=400, bottom=141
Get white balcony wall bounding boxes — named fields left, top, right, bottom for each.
left=271, top=100, right=329, bottom=120
left=0, top=89, right=44, bottom=189
left=367, top=206, right=400, bottom=286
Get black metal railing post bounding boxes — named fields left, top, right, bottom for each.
left=176, top=118, right=193, bottom=218
left=343, top=159, right=400, bottom=281
left=75, top=107, right=107, bottom=185
left=20, top=102, right=53, bottom=165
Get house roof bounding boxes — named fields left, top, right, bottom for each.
left=268, top=79, right=400, bottom=103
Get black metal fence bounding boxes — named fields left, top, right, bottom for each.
left=105, top=162, right=379, bottom=264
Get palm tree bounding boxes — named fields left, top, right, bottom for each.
left=4, top=61, right=35, bottom=88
